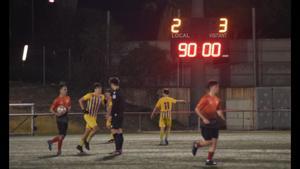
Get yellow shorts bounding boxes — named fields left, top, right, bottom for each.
left=106, top=119, right=112, bottom=128
left=84, top=114, right=98, bottom=129
left=159, top=118, right=172, bottom=128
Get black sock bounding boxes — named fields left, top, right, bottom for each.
left=113, top=134, right=118, bottom=151
left=116, top=134, right=121, bottom=150
left=119, top=133, right=124, bottom=150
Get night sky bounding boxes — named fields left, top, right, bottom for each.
left=10, top=0, right=291, bottom=43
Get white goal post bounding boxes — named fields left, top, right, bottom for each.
left=9, top=103, right=36, bottom=136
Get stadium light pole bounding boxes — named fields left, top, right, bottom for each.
left=252, top=7, right=256, bottom=129
left=42, top=46, right=46, bottom=85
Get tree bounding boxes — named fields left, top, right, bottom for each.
left=119, top=42, right=176, bottom=86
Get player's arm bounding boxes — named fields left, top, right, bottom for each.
left=175, top=99, right=186, bottom=103
left=194, top=99, right=210, bottom=124
left=66, top=96, right=71, bottom=112
left=151, top=100, right=160, bottom=119
left=195, top=107, right=210, bottom=124
left=150, top=107, right=158, bottom=119
left=79, top=93, right=90, bottom=114
left=49, top=99, right=58, bottom=116
left=105, top=101, right=112, bottom=119
left=216, top=102, right=225, bottom=121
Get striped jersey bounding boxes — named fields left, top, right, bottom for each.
left=155, top=96, right=177, bottom=119
left=83, top=93, right=105, bottom=118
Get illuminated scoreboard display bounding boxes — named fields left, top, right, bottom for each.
left=170, top=17, right=229, bottom=62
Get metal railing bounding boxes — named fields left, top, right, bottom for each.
left=9, top=103, right=291, bottom=135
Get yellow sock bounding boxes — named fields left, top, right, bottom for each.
left=110, top=133, right=114, bottom=140
left=165, top=130, right=169, bottom=140
left=86, top=133, right=93, bottom=143
left=160, top=130, right=164, bottom=141
left=79, top=139, right=84, bottom=146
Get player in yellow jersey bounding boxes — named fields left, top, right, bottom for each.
left=104, top=89, right=114, bottom=143
left=76, top=83, right=105, bottom=153
left=151, top=88, right=185, bottom=145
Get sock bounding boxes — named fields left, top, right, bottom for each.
left=165, top=130, right=169, bottom=140
left=160, top=130, right=164, bottom=141
left=113, top=133, right=118, bottom=151
left=119, top=133, right=124, bottom=150
left=116, top=134, right=122, bottom=150
left=58, top=138, right=63, bottom=152
left=208, top=151, right=214, bottom=161
left=79, top=139, right=84, bottom=146
left=86, top=132, right=93, bottom=143
left=51, top=136, right=60, bottom=143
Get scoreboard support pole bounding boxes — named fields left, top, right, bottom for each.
left=190, top=0, right=205, bottom=130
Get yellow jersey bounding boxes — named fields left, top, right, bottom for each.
left=83, top=93, right=105, bottom=118
left=155, top=96, right=177, bottom=119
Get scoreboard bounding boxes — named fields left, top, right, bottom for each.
left=170, top=17, right=229, bottom=62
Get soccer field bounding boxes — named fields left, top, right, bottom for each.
left=9, top=131, right=290, bottom=169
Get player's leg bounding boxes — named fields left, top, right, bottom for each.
left=106, top=119, right=114, bottom=143
left=77, top=128, right=91, bottom=152
left=205, top=128, right=219, bottom=165
left=85, top=125, right=99, bottom=149
left=192, top=126, right=213, bottom=156
left=86, top=117, right=98, bottom=142
left=111, top=117, right=124, bottom=155
left=164, top=119, right=172, bottom=145
left=159, top=118, right=166, bottom=145
left=56, top=121, right=68, bottom=156
left=47, top=120, right=65, bottom=151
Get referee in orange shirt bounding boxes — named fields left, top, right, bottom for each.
left=191, top=81, right=225, bottom=166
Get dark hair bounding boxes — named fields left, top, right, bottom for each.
left=207, top=80, right=219, bottom=89
left=93, top=82, right=102, bottom=89
left=104, top=88, right=111, bottom=93
left=58, top=81, right=67, bottom=89
left=109, top=77, right=120, bottom=86
left=163, top=88, right=169, bottom=95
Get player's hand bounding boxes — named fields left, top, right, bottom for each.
left=82, top=109, right=89, bottom=114
left=203, top=118, right=210, bottom=124
left=150, top=113, right=154, bottom=119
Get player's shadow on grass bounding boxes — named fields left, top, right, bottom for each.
left=38, top=154, right=58, bottom=159
left=96, top=154, right=119, bottom=161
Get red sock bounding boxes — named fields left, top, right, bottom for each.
left=51, top=136, right=60, bottom=143
left=208, top=152, right=214, bottom=160
left=58, top=138, right=63, bottom=151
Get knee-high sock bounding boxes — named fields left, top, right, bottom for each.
left=208, top=151, right=214, bottom=160
left=58, top=138, right=64, bottom=151
left=110, top=133, right=114, bottom=140
left=160, top=130, right=164, bottom=141
left=79, top=139, right=84, bottom=146
left=113, top=133, right=118, bottom=151
left=86, top=132, right=94, bottom=143
left=165, top=129, right=170, bottom=140
left=119, top=133, right=124, bottom=150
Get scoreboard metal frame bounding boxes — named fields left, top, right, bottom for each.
left=170, top=17, right=230, bottom=63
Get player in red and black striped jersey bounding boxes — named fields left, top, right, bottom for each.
left=192, top=81, right=225, bottom=166
left=47, top=83, right=71, bottom=156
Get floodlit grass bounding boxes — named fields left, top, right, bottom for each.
left=9, top=131, right=290, bottom=169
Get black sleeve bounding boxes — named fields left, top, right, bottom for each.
left=111, top=90, right=125, bottom=115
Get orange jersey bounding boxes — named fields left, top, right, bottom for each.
left=50, top=96, right=71, bottom=112
left=196, top=94, right=220, bottom=120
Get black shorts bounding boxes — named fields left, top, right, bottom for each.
left=56, top=118, right=68, bottom=136
left=111, top=114, right=123, bottom=129
left=201, top=126, right=219, bottom=140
